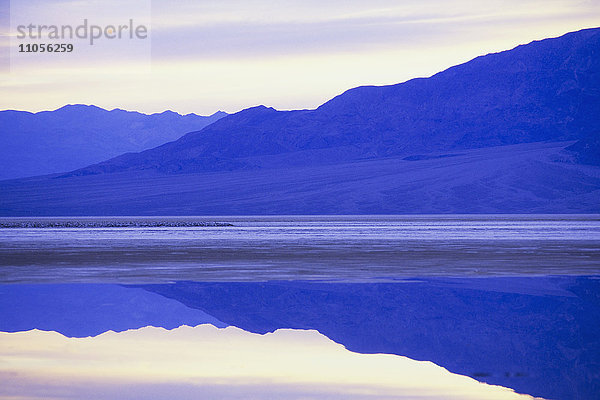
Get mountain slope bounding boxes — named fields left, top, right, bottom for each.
left=566, top=131, right=600, bottom=165
left=0, top=105, right=227, bottom=179
left=1, top=141, right=598, bottom=215
left=1, top=28, right=599, bottom=215
left=73, top=27, right=600, bottom=176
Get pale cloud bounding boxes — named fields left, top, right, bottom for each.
left=0, top=0, right=598, bottom=114
left=149, top=0, right=594, bottom=60
left=0, top=325, right=541, bottom=400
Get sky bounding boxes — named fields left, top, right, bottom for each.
left=0, top=0, right=599, bottom=115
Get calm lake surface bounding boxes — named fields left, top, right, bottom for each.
left=2, top=215, right=600, bottom=400
left=1, top=215, right=599, bottom=283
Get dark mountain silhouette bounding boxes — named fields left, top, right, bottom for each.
left=0, top=28, right=598, bottom=215
left=0, top=105, right=227, bottom=179
left=71, top=27, right=599, bottom=176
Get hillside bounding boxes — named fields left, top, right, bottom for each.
left=0, top=105, right=227, bottom=179
left=0, top=28, right=598, bottom=215
left=71, top=27, right=599, bottom=176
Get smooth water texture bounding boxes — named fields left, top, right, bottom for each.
left=1, top=215, right=599, bottom=283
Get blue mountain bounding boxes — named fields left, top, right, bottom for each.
left=0, top=105, right=227, bottom=179
left=71, top=27, right=599, bottom=175
left=0, top=28, right=598, bottom=215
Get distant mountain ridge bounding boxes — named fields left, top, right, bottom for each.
left=0, top=105, right=227, bottom=179
left=71, top=27, right=599, bottom=176
left=1, top=28, right=598, bottom=215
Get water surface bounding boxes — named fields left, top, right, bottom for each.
left=1, top=215, right=598, bottom=283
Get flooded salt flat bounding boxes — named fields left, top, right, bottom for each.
left=1, top=216, right=599, bottom=400
left=0, top=215, right=599, bottom=283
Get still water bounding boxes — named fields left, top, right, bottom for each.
left=1, top=215, right=599, bottom=283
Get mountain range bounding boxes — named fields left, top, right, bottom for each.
left=0, top=106, right=227, bottom=180
left=0, top=27, right=598, bottom=215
